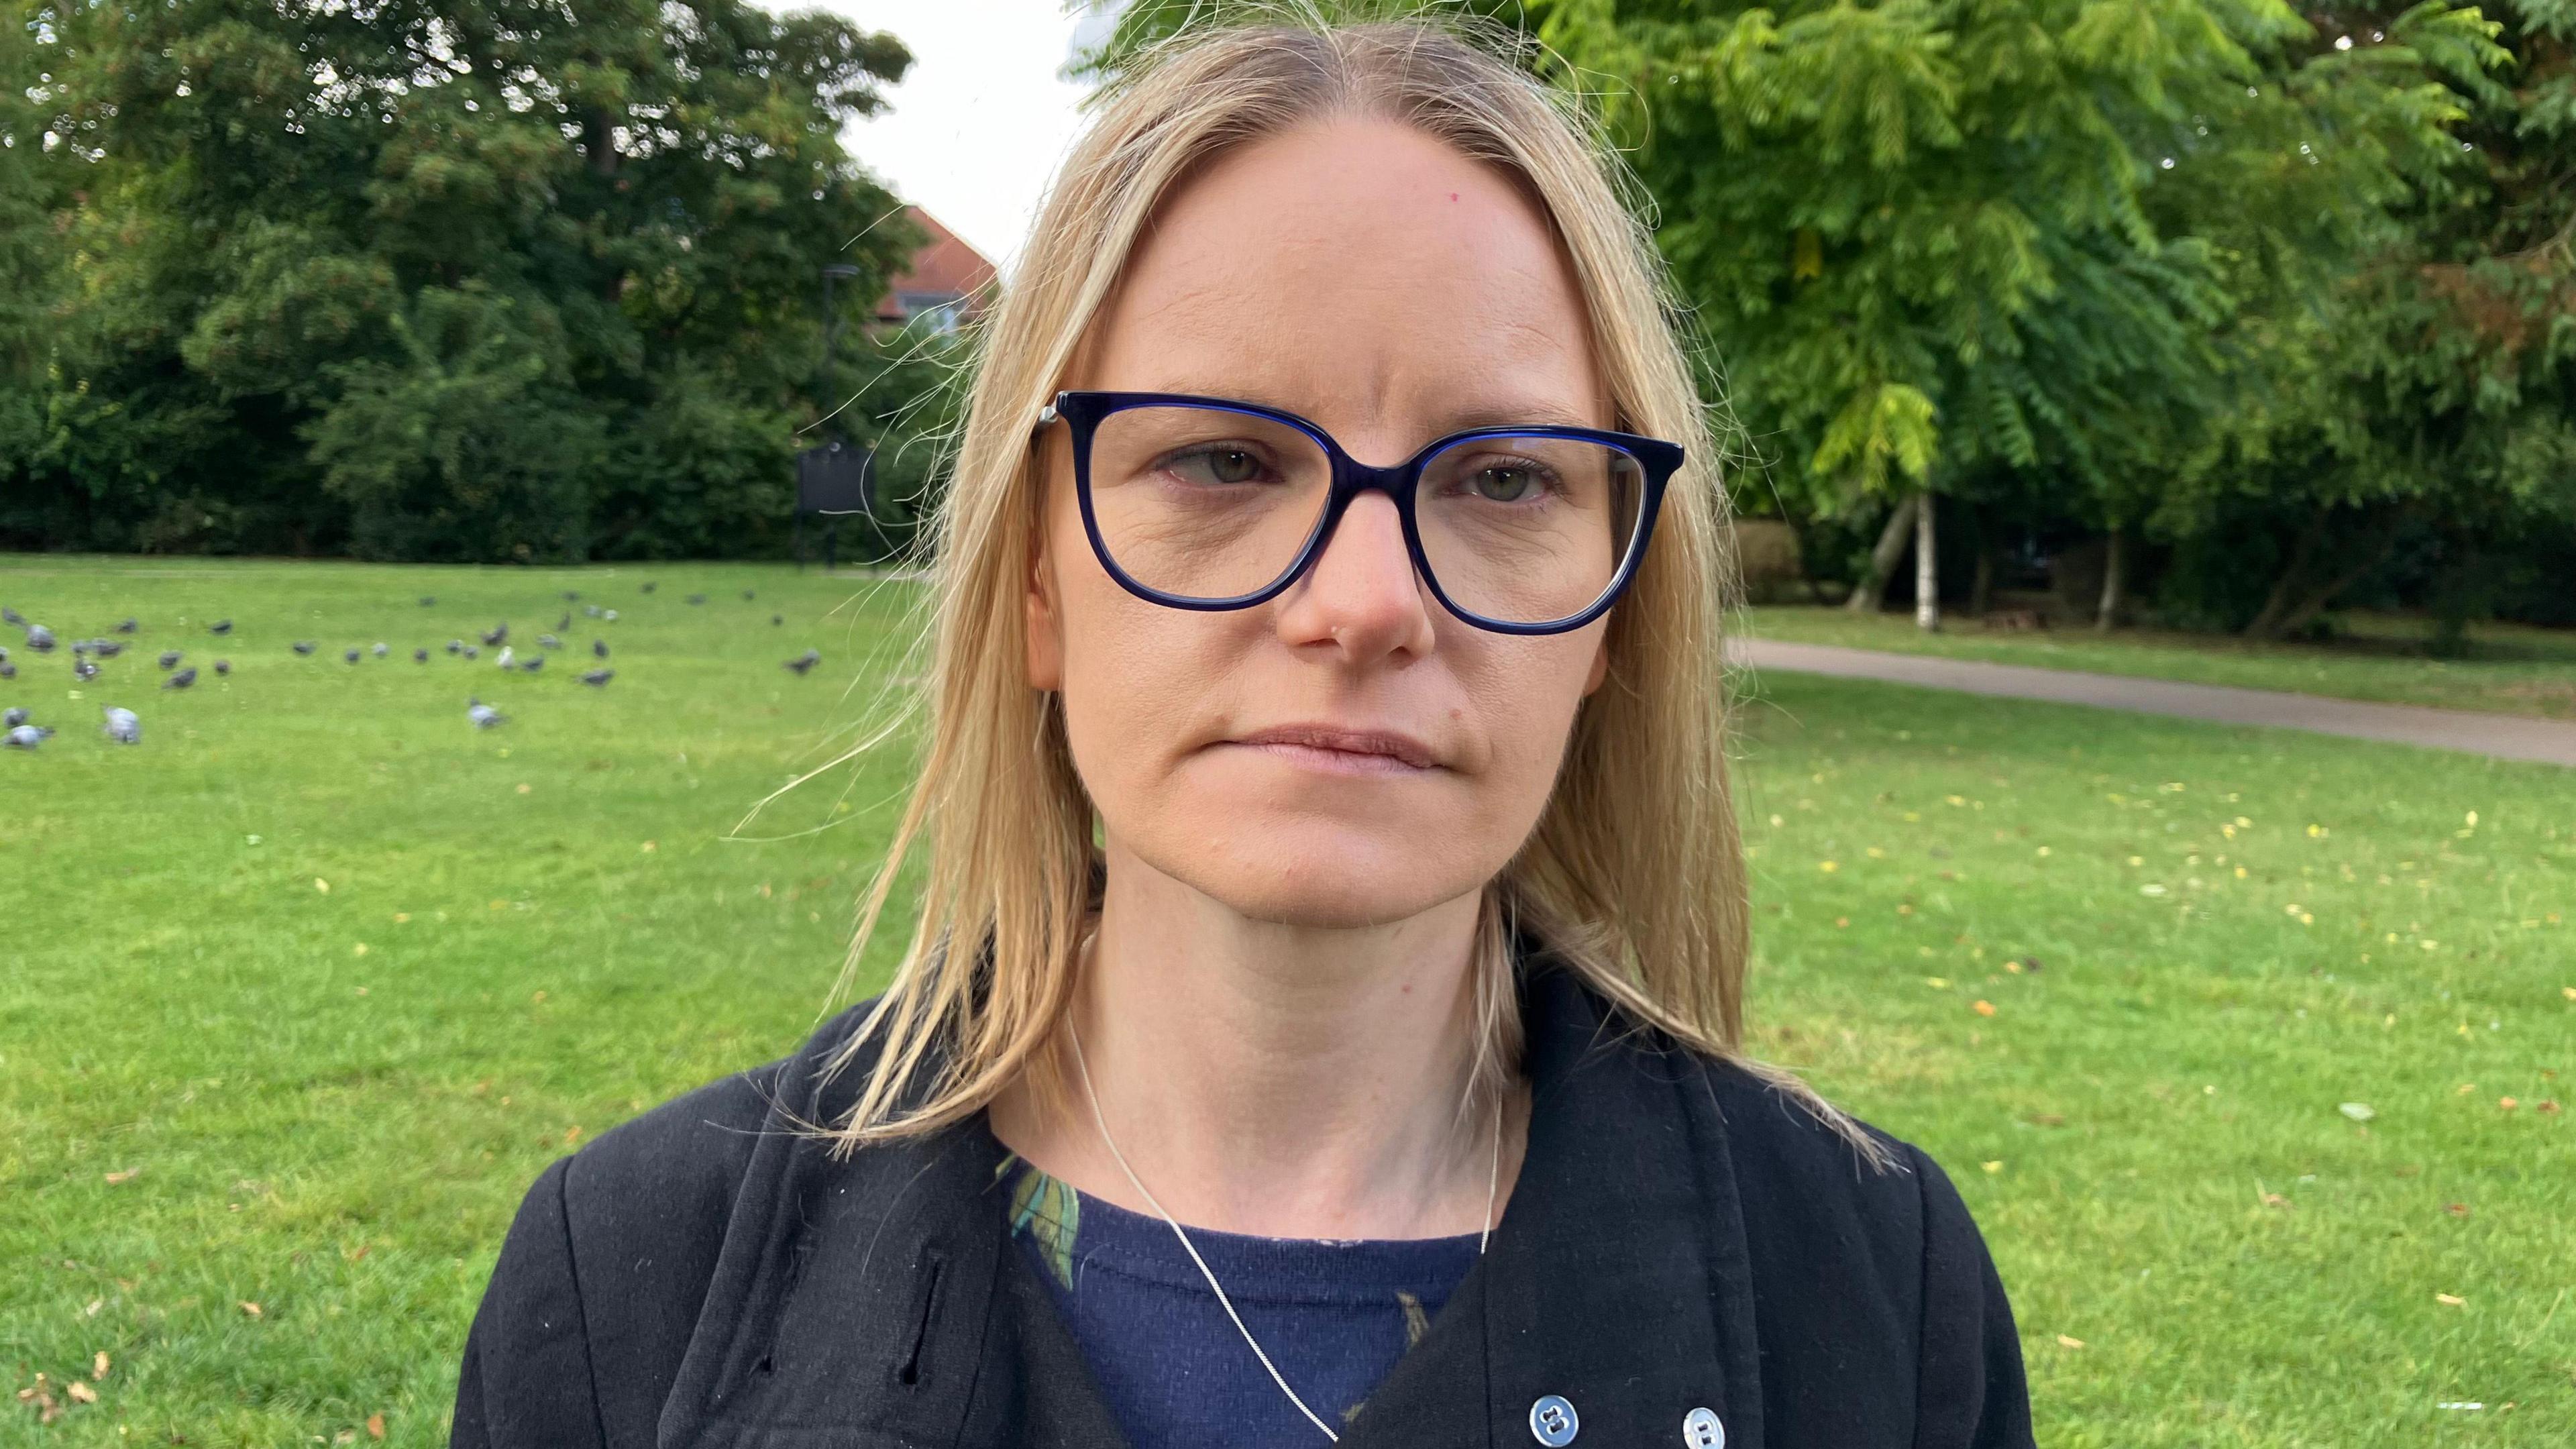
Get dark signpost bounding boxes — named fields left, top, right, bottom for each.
left=794, top=438, right=875, bottom=572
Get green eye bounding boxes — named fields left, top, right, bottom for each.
left=1167, top=446, right=1267, bottom=485
left=1472, top=466, right=1540, bottom=502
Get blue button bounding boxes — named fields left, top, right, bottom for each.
left=1529, top=1394, right=1579, bottom=1446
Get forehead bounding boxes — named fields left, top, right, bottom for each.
left=1079, top=117, right=1611, bottom=437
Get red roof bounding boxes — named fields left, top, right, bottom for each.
left=873, top=207, right=998, bottom=323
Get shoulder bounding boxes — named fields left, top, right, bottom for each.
left=452, top=1000, right=880, bottom=1448
left=1691, top=1051, right=2035, bottom=1448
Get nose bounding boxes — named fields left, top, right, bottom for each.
left=1274, top=491, right=1438, bottom=663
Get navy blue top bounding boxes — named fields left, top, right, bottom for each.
left=1000, top=1157, right=1483, bottom=1448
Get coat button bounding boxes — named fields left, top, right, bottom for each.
left=1528, top=1394, right=1580, bottom=1446
left=1683, top=1407, right=1725, bottom=1448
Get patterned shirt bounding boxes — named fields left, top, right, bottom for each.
left=999, top=1155, right=1483, bottom=1448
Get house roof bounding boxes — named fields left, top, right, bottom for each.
left=873, top=207, right=998, bottom=321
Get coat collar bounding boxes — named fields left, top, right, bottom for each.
left=657, top=952, right=1766, bottom=1449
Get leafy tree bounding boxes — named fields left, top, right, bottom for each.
left=0, top=0, right=947, bottom=561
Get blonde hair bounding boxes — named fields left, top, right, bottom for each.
left=810, top=6, right=1880, bottom=1163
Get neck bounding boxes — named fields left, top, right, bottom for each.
left=989, top=841, right=1522, bottom=1241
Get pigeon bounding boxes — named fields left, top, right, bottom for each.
left=101, top=706, right=139, bottom=744
left=73, top=657, right=99, bottom=682
left=4, top=723, right=52, bottom=749
left=641, top=582, right=657, bottom=594
left=521, top=655, right=545, bottom=675
left=538, top=633, right=562, bottom=650
left=742, top=589, right=756, bottom=600
left=463, top=645, right=479, bottom=660
left=591, top=639, right=608, bottom=659
left=494, top=645, right=516, bottom=670
left=602, top=608, right=619, bottom=622
left=686, top=593, right=706, bottom=606
left=482, top=623, right=508, bottom=647
left=0, top=606, right=19, bottom=625
left=213, top=659, right=230, bottom=675
left=0, top=644, right=8, bottom=662
left=562, top=590, right=581, bottom=602
left=372, top=642, right=388, bottom=657
left=209, top=619, right=232, bottom=635
left=343, top=647, right=360, bottom=664
left=1, top=706, right=23, bottom=726
left=115, top=618, right=138, bottom=634
left=784, top=648, right=820, bottom=676
left=582, top=604, right=602, bottom=618
left=26, top=624, right=55, bottom=651
left=413, top=647, right=429, bottom=663
left=554, top=613, right=570, bottom=632
left=580, top=667, right=614, bottom=687
left=419, top=596, right=437, bottom=607
left=292, top=640, right=317, bottom=655
left=158, top=650, right=182, bottom=669
left=467, top=698, right=504, bottom=729
left=0, top=661, right=13, bottom=679
left=771, top=614, right=783, bottom=626
left=92, top=639, right=123, bottom=659
left=163, top=666, right=197, bottom=689
left=445, top=639, right=463, bottom=655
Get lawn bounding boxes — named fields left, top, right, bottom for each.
left=4, top=555, right=2571, bottom=1446
left=1741, top=603, right=2576, bottom=721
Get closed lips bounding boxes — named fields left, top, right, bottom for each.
left=1228, top=724, right=1439, bottom=769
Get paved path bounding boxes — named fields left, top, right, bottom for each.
left=1725, top=638, right=2576, bottom=768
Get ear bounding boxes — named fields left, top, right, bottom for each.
left=1025, top=523, right=1065, bottom=692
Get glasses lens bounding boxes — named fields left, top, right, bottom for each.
left=1086, top=406, right=1332, bottom=602
left=1416, top=435, right=1645, bottom=626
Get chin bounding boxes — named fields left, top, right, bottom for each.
left=1150, top=808, right=1499, bottom=928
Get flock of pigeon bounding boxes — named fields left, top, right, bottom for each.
left=1, top=582, right=824, bottom=749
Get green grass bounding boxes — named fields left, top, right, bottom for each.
left=5, top=555, right=2572, bottom=1446
left=1741, top=603, right=2576, bottom=720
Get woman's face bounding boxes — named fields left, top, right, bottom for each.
left=1027, top=117, right=1616, bottom=928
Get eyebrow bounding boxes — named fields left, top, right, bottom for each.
left=1126, top=386, right=1608, bottom=435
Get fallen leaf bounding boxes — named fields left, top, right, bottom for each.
left=563, top=1124, right=582, bottom=1145
left=1925, top=977, right=1952, bottom=989
left=2538, top=1099, right=2561, bottom=1115
left=2436, top=1292, right=2465, bottom=1307
left=66, top=1380, right=96, bottom=1404
left=314, top=877, right=329, bottom=894
left=1972, top=1000, right=1996, bottom=1017
left=1980, top=1160, right=2003, bottom=1174
left=103, top=1167, right=140, bottom=1185
left=2500, top=1096, right=2519, bottom=1111
left=515, top=783, right=531, bottom=795
left=368, top=1412, right=386, bottom=1440
left=238, top=1301, right=262, bottom=1318
left=2445, top=1203, right=2470, bottom=1218
left=2056, top=1334, right=2086, bottom=1349
left=2339, top=1103, right=2375, bottom=1122
left=92, top=1352, right=107, bottom=1380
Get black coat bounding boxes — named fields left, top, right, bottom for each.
left=451, top=959, right=2036, bottom=1449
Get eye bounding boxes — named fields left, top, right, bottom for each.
left=1459, top=459, right=1554, bottom=503
left=1161, top=445, right=1271, bottom=486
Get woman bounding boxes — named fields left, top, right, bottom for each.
left=451, top=16, right=2033, bottom=1449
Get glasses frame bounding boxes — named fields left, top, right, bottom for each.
left=1035, top=390, right=1681, bottom=636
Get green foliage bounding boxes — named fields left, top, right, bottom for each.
left=0, top=0, right=953, bottom=561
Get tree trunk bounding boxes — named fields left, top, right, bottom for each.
left=2244, top=508, right=2403, bottom=641
left=1968, top=517, right=1996, bottom=617
left=2096, top=526, right=2125, bottom=632
left=1844, top=493, right=1918, bottom=614
left=1913, top=488, right=1939, bottom=631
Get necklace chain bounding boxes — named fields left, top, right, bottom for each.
left=1066, top=1016, right=1503, bottom=1445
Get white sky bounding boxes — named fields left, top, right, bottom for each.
left=813, top=1, right=1124, bottom=276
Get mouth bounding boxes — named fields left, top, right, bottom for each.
left=1223, top=722, right=1442, bottom=775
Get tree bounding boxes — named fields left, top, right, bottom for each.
left=1, top=0, right=945, bottom=561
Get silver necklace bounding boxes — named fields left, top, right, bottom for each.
left=1066, top=1017, right=1503, bottom=1444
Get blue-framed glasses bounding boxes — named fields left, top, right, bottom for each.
left=1034, top=390, right=1680, bottom=635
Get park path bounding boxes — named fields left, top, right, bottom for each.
left=1725, top=637, right=2576, bottom=768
